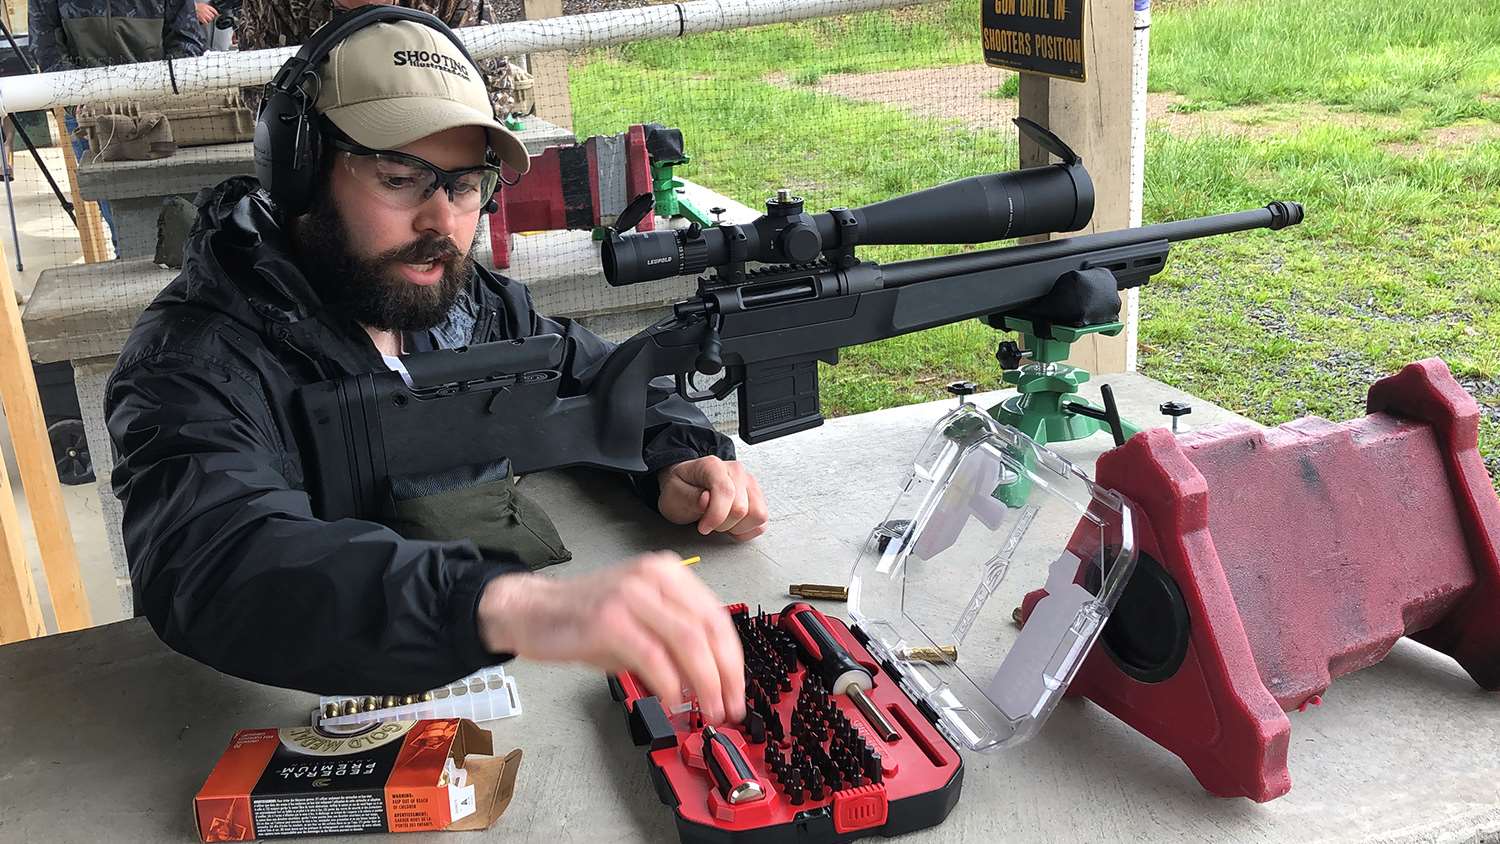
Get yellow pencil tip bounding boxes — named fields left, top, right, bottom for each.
left=681, top=556, right=701, bottom=566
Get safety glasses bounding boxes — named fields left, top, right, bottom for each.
left=330, top=137, right=501, bottom=213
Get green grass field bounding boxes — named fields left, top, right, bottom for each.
left=570, top=0, right=1500, bottom=480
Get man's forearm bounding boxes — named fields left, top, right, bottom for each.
left=476, top=571, right=552, bottom=655
left=136, top=506, right=522, bottom=695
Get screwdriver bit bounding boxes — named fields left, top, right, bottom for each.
left=747, top=710, right=766, bottom=744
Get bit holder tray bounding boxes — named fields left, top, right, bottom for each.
left=608, top=603, right=963, bottom=844
left=313, top=665, right=522, bottom=730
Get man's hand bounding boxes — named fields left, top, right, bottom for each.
left=195, top=2, right=218, bottom=23
left=476, top=553, right=746, bottom=725
left=657, top=456, right=768, bottom=542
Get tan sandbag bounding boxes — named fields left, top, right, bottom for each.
left=72, top=111, right=178, bottom=162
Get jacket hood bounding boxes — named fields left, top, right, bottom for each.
left=174, top=176, right=328, bottom=327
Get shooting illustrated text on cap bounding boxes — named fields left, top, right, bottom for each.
left=315, top=19, right=530, bottom=174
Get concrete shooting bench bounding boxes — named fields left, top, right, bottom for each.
left=24, top=114, right=751, bottom=617
left=1, top=382, right=1496, bottom=842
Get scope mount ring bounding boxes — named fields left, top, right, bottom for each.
left=718, top=222, right=750, bottom=283
left=823, top=207, right=861, bottom=270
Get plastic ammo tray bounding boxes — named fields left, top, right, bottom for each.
left=848, top=402, right=1138, bottom=753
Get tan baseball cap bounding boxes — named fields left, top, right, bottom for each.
left=314, top=19, right=530, bottom=174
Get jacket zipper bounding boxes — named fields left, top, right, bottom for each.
left=263, top=316, right=338, bottom=382
left=474, top=309, right=497, bottom=343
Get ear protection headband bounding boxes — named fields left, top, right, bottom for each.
left=252, top=5, right=492, bottom=216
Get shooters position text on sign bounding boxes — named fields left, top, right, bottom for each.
left=982, top=0, right=1087, bottom=82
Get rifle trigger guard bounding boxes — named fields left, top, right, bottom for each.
left=675, top=370, right=739, bottom=404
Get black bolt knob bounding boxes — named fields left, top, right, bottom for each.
left=996, top=340, right=1032, bottom=370
left=710, top=206, right=726, bottom=225
left=1160, top=400, right=1193, bottom=433
left=696, top=335, right=723, bottom=376
left=947, top=380, right=978, bottom=406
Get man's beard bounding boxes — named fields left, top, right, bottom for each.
left=295, top=192, right=473, bottom=332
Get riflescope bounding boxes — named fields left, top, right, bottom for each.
left=601, top=117, right=1095, bottom=287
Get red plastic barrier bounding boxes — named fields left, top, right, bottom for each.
left=1025, top=357, right=1500, bottom=801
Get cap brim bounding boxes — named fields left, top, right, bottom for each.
left=324, top=96, right=531, bottom=175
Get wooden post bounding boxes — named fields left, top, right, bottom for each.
left=522, top=0, right=574, bottom=131
left=0, top=445, right=45, bottom=644
left=50, top=108, right=111, bottom=264
left=1017, top=0, right=1133, bottom=374
left=0, top=223, right=91, bottom=632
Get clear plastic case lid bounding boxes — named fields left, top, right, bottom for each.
left=847, top=404, right=1137, bottom=753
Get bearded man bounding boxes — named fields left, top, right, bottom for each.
left=105, top=10, right=762, bottom=727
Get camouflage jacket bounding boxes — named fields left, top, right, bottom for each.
left=236, top=0, right=528, bottom=118
left=28, top=0, right=206, bottom=72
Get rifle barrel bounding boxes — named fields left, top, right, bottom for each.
left=878, top=201, right=1303, bottom=289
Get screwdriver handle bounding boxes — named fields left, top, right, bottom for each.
left=702, top=726, right=765, bottom=805
left=780, top=602, right=872, bottom=694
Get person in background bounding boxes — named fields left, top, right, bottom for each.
left=195, top=1, right=218, bottom=43
left=27, top=0, right=206, bottom=254
left=197, top=0, right=240, bottom=51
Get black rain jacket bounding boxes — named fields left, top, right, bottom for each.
left=105, top=176, right=733, bottom=695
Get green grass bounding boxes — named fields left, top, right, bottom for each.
left=600, top=1, right=977, bottom=78
left=588, top=0, right=1500, bottom=127
left=985, top=74, right=1020, bottom=99
left=568, top=0, right=1500, bottom=483
left=1135, top=127, right=1500, bottom=479
left=1149, top=0, right=1500, bottom=125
